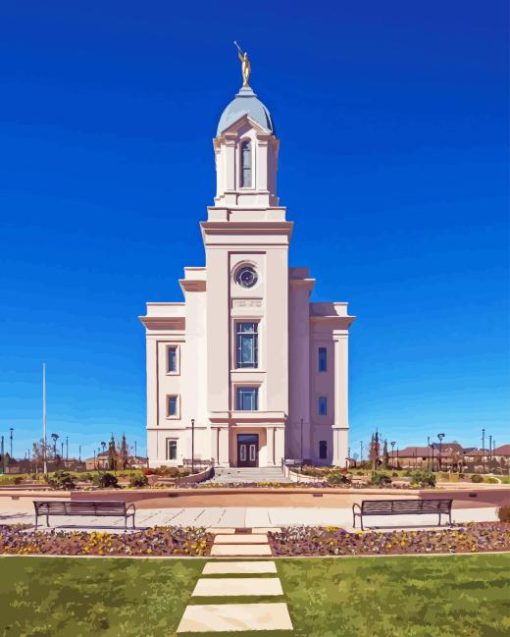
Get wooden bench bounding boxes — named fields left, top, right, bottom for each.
left=352, top=498, right=453, bottom=530
left=34, top=500, right=136, bottom=530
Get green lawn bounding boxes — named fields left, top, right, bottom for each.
left=1, top=554, right=509, bottom=637
left=0, top=556, right=204, bottom=637
left=279, top=554, right=510, bottom=637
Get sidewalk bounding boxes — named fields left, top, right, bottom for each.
left=1, top=504, right=499, bottom=531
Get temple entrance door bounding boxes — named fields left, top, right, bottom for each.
left=237, top=434, right=259, bottom=467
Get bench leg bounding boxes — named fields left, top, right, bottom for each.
left=46, top=514, right=50, bottom=528
left=360, top=516, right=364, bottom=532
left=35, top=513, right=38, bottom=530
left=352, top=512, right=356, bottom=528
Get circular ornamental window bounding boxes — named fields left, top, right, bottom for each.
left=236, top=266, right=258, bottom=288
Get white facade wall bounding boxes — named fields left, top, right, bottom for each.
left=140, top=85, right=355, bottom=469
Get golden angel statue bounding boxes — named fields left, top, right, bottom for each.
left=234, top=41, right=251, bottom=88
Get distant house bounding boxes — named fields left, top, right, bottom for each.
left=84, top=452, right=108, bottom=471
left=389, top=441, right=464, bottom=470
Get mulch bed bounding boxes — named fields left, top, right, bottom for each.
left=268, top=523, right=510, bottom=556
left=0, top=525, right=213, bottom=557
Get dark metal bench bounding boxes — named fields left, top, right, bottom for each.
left=352, top=498, right=453, bottom=531
left=34, top=500, right=136, bottom=530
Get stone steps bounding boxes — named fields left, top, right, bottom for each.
left=176, top=530, right=294, bottom=633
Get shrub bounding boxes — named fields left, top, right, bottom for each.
left=45, top=471, right=76, bottom=490
left=498, top=504, right=510, bottom=522
left=129, top=474, right=148, bottom=487
left=327, top=471, right=350, bottom=486
left=369, top=471, right=392, bottom=487
left=471, top=474, right=483, bottom=483
left=487, top=477, right=500, bottom=484
left=410, top=470, right=436, bottom=488
left=92, top=472, right=119, bottom=489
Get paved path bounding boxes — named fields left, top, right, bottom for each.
left=177, top=531, right=293, bottom=633
left=1, top=504, right=499, bottom=531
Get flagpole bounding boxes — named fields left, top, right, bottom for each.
left=43, top=363, right=47, bottom=474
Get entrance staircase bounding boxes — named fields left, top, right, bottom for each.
left=207, top=466, right=291, bottom=484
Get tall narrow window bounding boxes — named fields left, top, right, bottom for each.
left=240, top=140, right=252, bottom=187
left=318, top=396, right=328, bottom=416
left=319, top=440, right=328, bottom=459
left=168, top=346, right=178, bottom=373
left=166, top=439, right=177, bottom=460
left=236, top=322, right=258, bottom=368
left=236, top=387, right=258, bottom=411
left=318, top=347, right=327, bottom=372
left=167, top=396, right=178, bottom=417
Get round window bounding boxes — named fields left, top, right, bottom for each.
left=236, top=266, right=258, bottom=288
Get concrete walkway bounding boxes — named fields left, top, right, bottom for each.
left=177, top=531, right=293, bottom=633
left=1, top=504, right=499, bottom=531
left=206, top=467, right=291, bottom=484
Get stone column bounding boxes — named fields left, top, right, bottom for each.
left=274, top=427, right=285, bottom=467
left=332, top=330, right=349, bottom=467
left=266, top=427, right=275, bottom=466
left=217, top=426, right=230, bottom=467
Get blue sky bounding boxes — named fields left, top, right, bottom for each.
left=0, top=1, right=508, bottom=460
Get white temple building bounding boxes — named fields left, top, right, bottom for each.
left=140, top=70, right=355, bottom=469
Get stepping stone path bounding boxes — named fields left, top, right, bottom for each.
left=177, top=530, right=293, bottom=633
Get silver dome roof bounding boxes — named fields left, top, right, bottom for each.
left=217, top=87, right=274, bottom=135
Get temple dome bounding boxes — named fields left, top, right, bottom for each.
left=217, top=86, right=275, bottom=136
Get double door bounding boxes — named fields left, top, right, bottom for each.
left=237, top=434, right=259, bottom=467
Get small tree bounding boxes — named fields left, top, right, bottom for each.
left=382, top=439, right=389, bottom=469
left=369, top=432, right=380, bottom=471
left=107, top=435, right=118, bottom=471
left=119, top=434, right=129, bottom=470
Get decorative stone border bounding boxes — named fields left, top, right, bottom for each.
left=147, top=464, right=214, bottom=487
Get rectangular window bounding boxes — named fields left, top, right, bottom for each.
left=167, top=395, right=178, bottom=417
left=241, top=140, right=252, bottom=188
left=167, top=346, right=178, bottom=373
left=318, top=396, right=328, bottom=416
left=236, top=322, right=258, bottom=368
left=236, top=387, right=258, bottom=411
left=319, top=440, right=328, bottom=460
left=318, top=347, right=327, bottom=372
left=166, top=439, right=177, bottom=460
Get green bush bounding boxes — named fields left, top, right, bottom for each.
left=498, top=504, right=510, bottom=522
left=410, top=470, right=436, bottom=488
left=45, top=471, right=76, bottom=490
left=129, top=474, right=148, bottom=487
left=369, top=471, right=392, bottom=487
left=92, top=472, right=119, bottom=489
left=487, top=477, right=500, bottom=484
left=471, top=474, right=483, bottom=483
left=327, top=471, right=350, bottom=486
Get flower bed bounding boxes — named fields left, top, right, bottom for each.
left=0, top=525, right=212, bottom=557
left=268, top=523, right=510, bottom=556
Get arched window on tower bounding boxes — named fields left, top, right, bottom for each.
left=240, top=140, right=252, bottom=188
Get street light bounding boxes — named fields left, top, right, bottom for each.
left=482, top=428, right=486, bottom=473
left=390, top=441, right=396, bottom=469
left=191, top=418, right=195, bottom=474
left=437, top=433, right=445, bottom=471
left=9, top=428, right=13, bottom=459
left=300, top=418, right=304, bottom=470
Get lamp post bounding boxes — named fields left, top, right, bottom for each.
left=489, top=435, right=493, bottom=472
left=360, top=441, right=364, bottom=465
left=390, top=441, right=396, bottom=469
left=9, top=428, right=13, bottom=459
left=1, top=436, right=4, bottom=474
left=300, top=418, right=304, bottom=470
left=482, top=428, right=486, bottom=473
left=437, top=433, right=445, bottom=471
left=51, top=433, right=59, bottom=468
left=191, top=418, right=195, bottom=474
